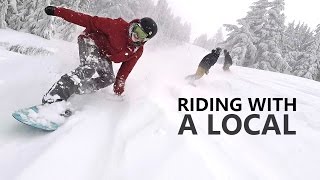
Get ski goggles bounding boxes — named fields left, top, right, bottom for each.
left=132, top=24, right=149, bottom=41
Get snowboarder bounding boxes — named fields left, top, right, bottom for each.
left=41, top=6, right=158, bottom=104
left=223, top=49, right=233, bottom=71
left=186, top=47, right=222, bottom=82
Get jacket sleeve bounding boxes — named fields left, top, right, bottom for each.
left=211, top=53, right=220, bottom=66
left=54, top=7, right=112, bottom=32
left=115, top=48, right=144, bottom=83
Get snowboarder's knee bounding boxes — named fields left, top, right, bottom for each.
left=82, top=67, right=96, bottom=79
left=96, top=75, right=115, bottom=89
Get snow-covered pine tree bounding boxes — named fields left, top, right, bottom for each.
left=314, top=24, right=320, bottom=57
left=295, top=24, right=320, bottom=80
left=52, top=0, right=80, bottom=41
left=195, top=28, right=224, bottom=50
left=167, top=16, right=181, bottom=42
left=152, top=0, right=173, bottom=42
left=19, top=0, right=37, bottom=32
left=92, top=0, right=189, bottom=44
left=93, top=0, right=114, bottom=16
left=4, top=0, right=53, bottom=39
left=214, top=28, right=224, bottom=46
left=282, top=21, right=295, bottom=56
left=26, top=0, right=54, bottom=39
left=254, top=0, right=291, bottom=73
left=181, top=22, right=192, bottom=43
left=169, top=16, right=191, bottom=44
left=6, top=0, right=25, bottom=31
left=0, top=0, right=8, bottom=28
left=95, top=0, right=135, bottom=21
left=78, top=0, right=91, bottom=13
left=4, top=0, right=190, bottom=44
left=316, top=25, right=320, bottom=81
left=193, top=34, right=208, bottom=49
left=153, top=0, right=169, bottom=30
left=291, top=47, right=318, bottom=80
left=130, top=0, right=154, bottom=18
left=283, top=22, right=314, bottom=70
left=246, top=0, right=269, bottom=41
left=222, top=22, right=256, bottom=66
left=205, top=37, right=216, bottom=50
left=222, top=0, right=269, bottom=66
left=4, top=0, right=17, bottom=28
left=206, top=28, right=224, bottom=50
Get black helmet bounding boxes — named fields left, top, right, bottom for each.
left=140, top=17, right=158, bottom=39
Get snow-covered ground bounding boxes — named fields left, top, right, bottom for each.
left=0, top=29, right=320, bottom=180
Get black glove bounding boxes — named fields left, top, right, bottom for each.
left=45, top=6, right=56, bottom=16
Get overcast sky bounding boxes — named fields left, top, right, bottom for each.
left=164, top=0, right=319, bottom=40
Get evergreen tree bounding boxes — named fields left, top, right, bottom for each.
left=194, top=28, right=225, bottom=50
left=52, top=0, right=80, bottom=41
left=316, top=25, right=320, bottom=81
left=0, top=0, right=8, bottom=28
left=6, top=0, right=25, bottom=31
left=254, top=0, right=291, bottom=73
left=295, top=24, right=320, bottom=80
left=94, top=0, right=135, bottom=21
left=193, top=34, right=208, bottom=48
left=4, top=0, right=53, bottom=39
left=152, top=0, right=172, bottom=41
left=215, top=28, right=224, bottom=46
left=283, top=22, right=314, bottom=68
left=5, top=0, right=18, bottom=27
left=206, top=28, right=224, bottom=50
left=28, top=0, right=54, bottom=39
left=78, top=0, right=91, bottom=12
left=223, top=22, right=256, bottom=66
left=3, top=0, right=191, bottom=44
left=181, top=22, right=192, bottom=43
left=131, top=0, right=155, bottom=18
left=314, top=25, right=320, bottom=56
left=222, top=0, right=269, bottom=66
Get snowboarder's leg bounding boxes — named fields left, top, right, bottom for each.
left=77, top=35, right=115, bottom=91
left=42, top=65, right=97, bottom=104
left=223, top=63, right=231, bottom=71
left=77, top=60, right=115, bottom=93
left=194, top=66, right=206, bottom=79
left=42, top=37, right=115, bottom=104
left=186, top=67, right=206, bottom=81
left=77, top=36, right=115, bottom=92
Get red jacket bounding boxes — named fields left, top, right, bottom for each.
left=54, top=7, right=144, bottom=83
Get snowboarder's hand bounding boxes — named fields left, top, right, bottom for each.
left=45, top=6, right=56, bottom=16
left=113, top=79, right=125, bottom=96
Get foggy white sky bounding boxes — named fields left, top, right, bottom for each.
left=164, top=0, right=319, bottom=40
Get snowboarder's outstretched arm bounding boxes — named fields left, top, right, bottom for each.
left=113, top=48, right=144, bottom=95
left=44, top=6, right=112, bottom=32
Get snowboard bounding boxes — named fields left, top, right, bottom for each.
left=12, top=103, right=72, bottom=131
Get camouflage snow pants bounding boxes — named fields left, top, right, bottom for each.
left=42, top=36, right=115, bottom=104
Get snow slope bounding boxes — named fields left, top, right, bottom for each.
left=0, top=29, right=320, bottom=180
